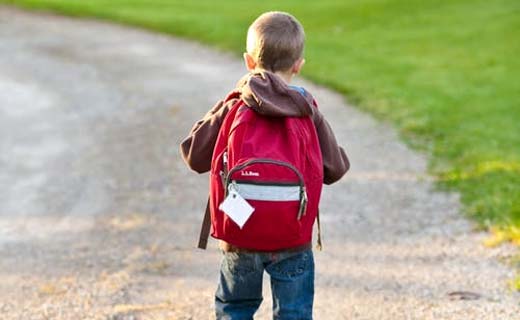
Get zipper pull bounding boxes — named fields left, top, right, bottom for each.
left=219, top=170, right=225, bottom=186
left=227, top=180, right=238, bottom=197
left=223, top=151, right=228, bottom=171
left=297, top=187, right=308, bottom=220
left=222, top=151, right=229, bottom=195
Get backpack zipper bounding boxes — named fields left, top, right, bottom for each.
left=232, top=180, right=299, bottom=187
left=226, top=158, right=304, bottom=186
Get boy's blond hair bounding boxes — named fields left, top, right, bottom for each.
left=246, top=11, right=305, bottom=72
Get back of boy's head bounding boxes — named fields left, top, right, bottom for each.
left=247, top=11, right=305, bottom=73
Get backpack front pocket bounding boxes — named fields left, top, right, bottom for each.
left=220, top=159, right=307, bottom=249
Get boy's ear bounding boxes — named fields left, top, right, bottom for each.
left=243, top=52, right=257, bottom=71
left=292, top=58, right=305, bottom=75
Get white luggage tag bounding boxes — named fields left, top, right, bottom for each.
left=219, top=182, right=255, bottom=229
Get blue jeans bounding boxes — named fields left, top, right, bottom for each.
left=215, top=248, right=314, bottom=320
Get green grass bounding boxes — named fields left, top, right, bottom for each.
left=3, top=1, right=519, bottom=237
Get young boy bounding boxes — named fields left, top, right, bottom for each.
left=180, top=11, right=349, bottom=319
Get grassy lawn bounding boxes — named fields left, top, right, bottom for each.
left=3, top=1, right=519, bottom=243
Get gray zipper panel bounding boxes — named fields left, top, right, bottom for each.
left=233, top=182, right=300, bottom=201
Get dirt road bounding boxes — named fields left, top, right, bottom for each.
left=0, top=7, right=518, bottom=319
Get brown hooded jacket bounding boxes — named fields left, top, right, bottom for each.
left=180, top=71, right=349, bottom=184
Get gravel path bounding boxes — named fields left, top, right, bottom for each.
left=0, top=7, right=518, bottom=319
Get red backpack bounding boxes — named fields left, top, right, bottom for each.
left=198, top=91, right=324, bottom=251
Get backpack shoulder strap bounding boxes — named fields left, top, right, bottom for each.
left=198, top=198, right=211, bottom=249
left=316, top=209, right=323, bottom=251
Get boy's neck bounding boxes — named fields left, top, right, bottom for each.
left=274, top=71, right=294, bottom=84
left=255, top=68, right=293, bottom=84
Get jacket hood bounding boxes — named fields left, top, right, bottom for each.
left=237, top=71, right=315, bottom=117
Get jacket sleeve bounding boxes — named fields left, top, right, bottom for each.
left=313, top=110, right=350, bottom=185
left=179, top=99, right=235, bottom=173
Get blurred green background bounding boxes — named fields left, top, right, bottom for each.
left=2, top=0, right=519, bottom=246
